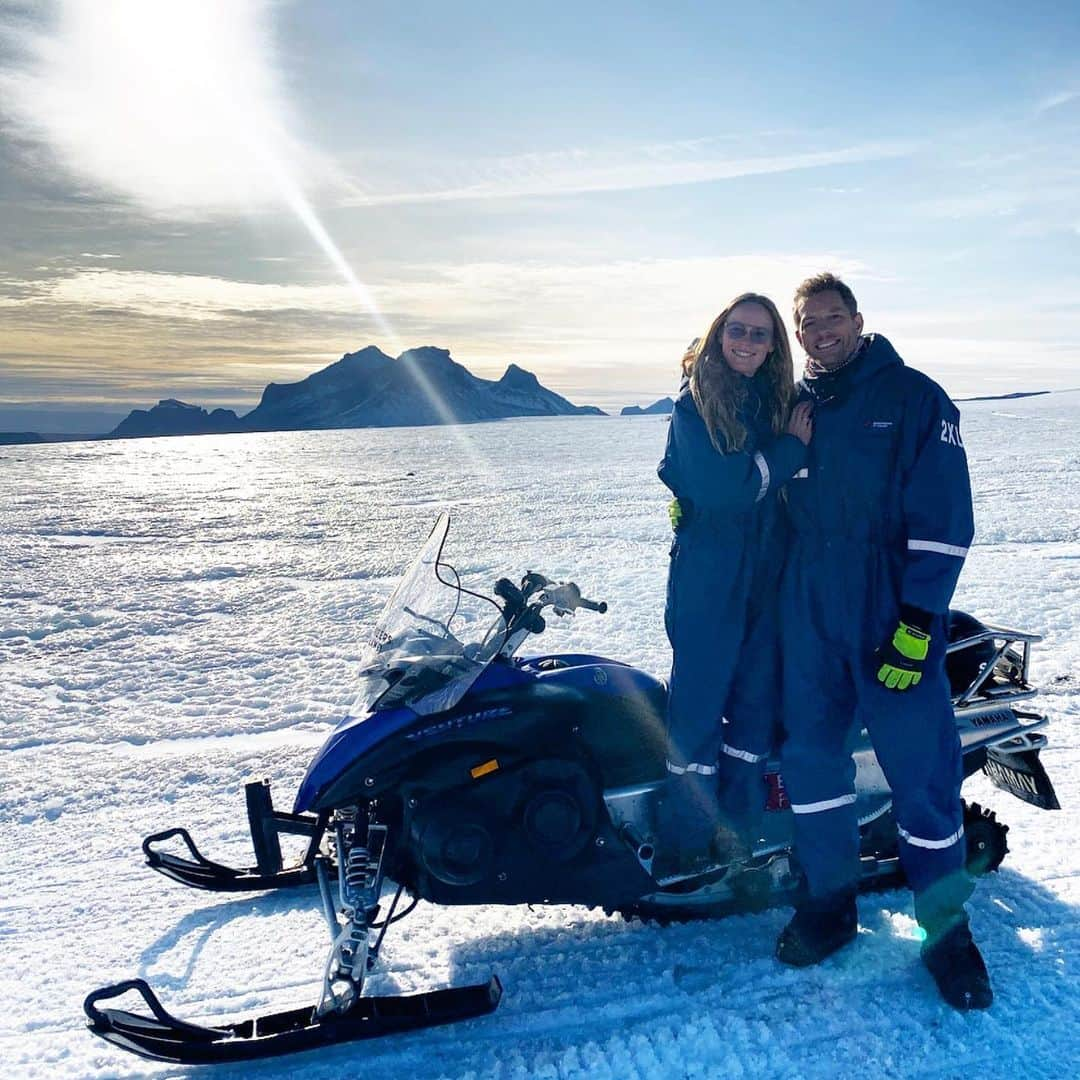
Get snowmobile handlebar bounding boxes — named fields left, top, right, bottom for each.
left=493, top=575, right=607, bottom=636
left=518, top=572, right=606, bottom=616
left=539, top=582, right=608, bottom=616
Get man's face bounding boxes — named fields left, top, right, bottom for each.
left=795, top=291, right=864, bottom=369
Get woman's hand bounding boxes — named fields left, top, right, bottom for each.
left=787, top=401, right=814, bottom=446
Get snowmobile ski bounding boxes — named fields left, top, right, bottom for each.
left=84, top=976, right=503, bottom=1065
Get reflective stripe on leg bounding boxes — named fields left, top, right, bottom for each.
left=721, top=743, right=768, bottom=764
left=666, top=759, right=718, bottom=776
left=790, top=793, right=857, bottom=815
left=897, top=824, right=964, bottom=850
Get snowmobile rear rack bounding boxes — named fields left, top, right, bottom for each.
left=947, top=620, right=1041, bottom=712
left=84, top=975, right=503, bottom=1065
left=142, top=780, right=327, bottom=891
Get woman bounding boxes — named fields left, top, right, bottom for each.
left=654, top=292, right=812, bottom=881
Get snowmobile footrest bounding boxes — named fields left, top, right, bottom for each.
left=142, top=781, right=328, bottom=892
left=142, top=826, right=320, bottom=891
left=85, top=976, right=503, bottom=1064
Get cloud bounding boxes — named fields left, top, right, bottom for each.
left=0, top=255, right=869, bottom=403
left=904, top=112, right=1080, bottom=233
left=913, top=190, right=1021, bottom=219
left=894, top=336, right=1080, bottom=399
left=0, top=0, right=330, bottom=216
left=1034, top=90, right=1080, bottom=115
left=3, top=256, right=871, bottom=342
left=341, top=139, right=918, bottom=207
left=5, top=257, right=1080, bottom=405
left=0, top=268, right=365, bottom=319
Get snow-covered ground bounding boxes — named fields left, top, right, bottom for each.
left=1, top=396, right=1077, bottom=1079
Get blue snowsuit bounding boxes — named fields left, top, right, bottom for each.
left=659, top=376, right=807, bottom=847
left=780, top=335, right=975, bottom=927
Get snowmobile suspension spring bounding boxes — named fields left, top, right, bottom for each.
left=342, top=846, right=371, bottom=907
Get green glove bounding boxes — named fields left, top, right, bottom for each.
left=668, top=498, right=683, bottom=530
left=876, top=621, right=930, bottom=691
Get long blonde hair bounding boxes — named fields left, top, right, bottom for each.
left=682, top=292, right=794, bottom=452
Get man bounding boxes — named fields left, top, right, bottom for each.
left=776, top=272, right=990, bottom=1010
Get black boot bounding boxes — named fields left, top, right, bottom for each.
left=922, top=918, right=993, bottom=1010
left=776, top=891, right=858, bottom=967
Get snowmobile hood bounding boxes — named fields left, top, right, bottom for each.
left=292, top=655, right=656, bottom=814
left=292, top=659, right=533, bottom=813
left=293, top=705, right=419, bottom=814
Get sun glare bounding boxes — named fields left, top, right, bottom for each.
left=7, top=0, right=492, bottom=470
left=14, top=0, right=304, bottom=214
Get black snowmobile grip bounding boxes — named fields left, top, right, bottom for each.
left=84, top=975, right=504, bottom=1064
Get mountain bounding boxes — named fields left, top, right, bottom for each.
left=242, top=345, right=396, bottom=431
left=621, top=396, right=675, bottom=416
left=955, top=390, right=1051, bottom=403
left=242, top=346, right=604, bottom=430
left=110, top=399, right=242, bottom=438
left=487, top=362, right=604, bottom=418
left=107, top=348, right=605, bottom=439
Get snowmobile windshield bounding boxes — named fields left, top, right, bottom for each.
left=350, top=513, right=508, bottom=718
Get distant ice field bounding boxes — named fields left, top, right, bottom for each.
left=1, top=395, right=1077, bottom=1078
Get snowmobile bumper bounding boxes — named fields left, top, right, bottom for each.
left=84, top=976, right=503, bottom=1065
left=984, top=732, right=1060, bottom=811
left=142, top=780, right=328, bottom=891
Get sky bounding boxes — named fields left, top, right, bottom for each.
left=1, top=0, right=1079, bottom=430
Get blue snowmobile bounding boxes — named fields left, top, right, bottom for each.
left=86, top=513, right=1060, bottom=1064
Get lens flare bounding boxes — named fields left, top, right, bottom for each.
left=263, top=155, right=488, bottom=444
left=5, top=0, right=490, bottom=465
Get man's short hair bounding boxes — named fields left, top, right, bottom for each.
left=793, top=272, right=858, bottom=322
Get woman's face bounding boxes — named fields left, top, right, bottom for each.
left=720, top=302, right=774, bottom=378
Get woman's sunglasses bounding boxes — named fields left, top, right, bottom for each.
left=723, top=322, right=772, bottom=345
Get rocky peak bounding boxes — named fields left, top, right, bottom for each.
left=499, top=363, right=540, bottom=388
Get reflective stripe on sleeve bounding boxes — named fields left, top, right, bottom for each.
left=752, top=451, right=770, bottom=503
left=908, top=539, right=969, bottom=558
left=789, top=793, right=857, bottom=815
left=721, top=743, right=768, bottom=764
left=666, top=760, right=718, bottom=776
left=897, top=823, right=964, bottom=850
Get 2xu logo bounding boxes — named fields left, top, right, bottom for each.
left=941, top=419, right=964, bottom=447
